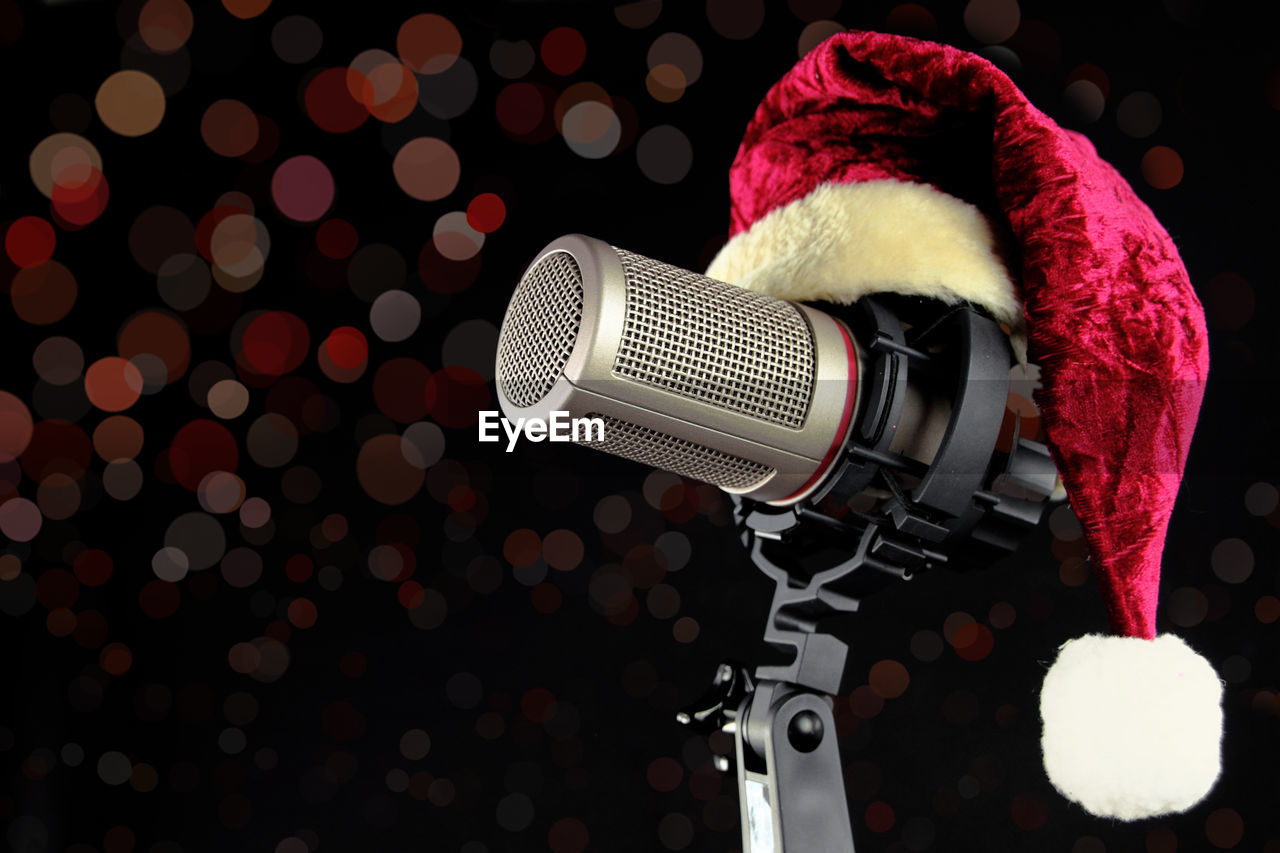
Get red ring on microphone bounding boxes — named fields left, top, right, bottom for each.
left=775, top=320, right=858, bottom=505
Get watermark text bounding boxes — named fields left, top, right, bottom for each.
left=478, top=411, right=604, bottom=452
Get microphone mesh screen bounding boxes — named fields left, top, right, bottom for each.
left=587, top=413, right=775, bottom=490
left=496, top=251, right=585, bottom=408
left=612, top=248, right=816, bottom=428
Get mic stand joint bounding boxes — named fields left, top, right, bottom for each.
left=680, top=520, right=895, bottom=853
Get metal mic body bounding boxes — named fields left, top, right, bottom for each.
left=495, top=234, right=860, bottom=505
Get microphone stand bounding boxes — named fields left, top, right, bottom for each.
left=679, top=516, right=901, bottom=853
left=677, top=299, right=1058, bottom=852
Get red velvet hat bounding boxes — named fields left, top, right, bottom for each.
left=706, top=30, right=1222, bottom=820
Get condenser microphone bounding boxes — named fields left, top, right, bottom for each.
left=494, top=234, right=863, bottom=505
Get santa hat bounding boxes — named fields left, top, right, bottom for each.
left=706, top=31, right=1222, bottom=821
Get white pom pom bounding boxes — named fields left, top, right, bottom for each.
left=1040, top=633, right=1223, bottom=820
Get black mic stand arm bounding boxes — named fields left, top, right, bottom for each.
left=682, top=513, right=920, bottom=853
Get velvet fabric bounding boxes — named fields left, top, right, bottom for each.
left=724, top=32, right=1209, bottom=640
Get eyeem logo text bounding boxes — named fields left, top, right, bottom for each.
left=478, top=411, right=604, bottom=452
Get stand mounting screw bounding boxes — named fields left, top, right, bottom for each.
left=787, top=709, right=824, bottom=753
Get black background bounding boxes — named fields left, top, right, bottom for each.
left=2, top=1, right=1278, bottom=851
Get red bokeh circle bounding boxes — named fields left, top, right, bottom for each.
left=240, top=311, right=311, bottom=377
left=304, top=67, right=370, bottom=134
left=325, top=326, right=368, bottom=369
left=466, top=193, right=506, bottom=233
left=5, top=216, right=56, bottom=268
left=168, top=419, right=239, bottom=490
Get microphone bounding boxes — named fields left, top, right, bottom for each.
left=494, top=234, right=1057, bottom=532
left=494, top=234, right=861, bottom=505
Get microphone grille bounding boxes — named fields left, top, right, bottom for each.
left=587, top=413, right=775, bottom=491
left=496, top=251, right=585, bottom=408
left=612, top=248, right=816, bottom=429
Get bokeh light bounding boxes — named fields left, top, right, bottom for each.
left=238, top=311, right=309, bottom=376
left=797, top=20, right=845, bottom=57
left=37, top=472, right=79, bottom=520
left=417, top=57, right=479, bottom=119
left=440, top=319, right=498, bottom=379
left=0, top=497, right=42, bottom=542
left=1204, top=808, right=1244, bottom=848
left=118, top=311, right=190, bottom=386
left=207, top=379, right=249, bottom=419
left=222, top=0, right=271, bottom=20
left=868, top=660, right=910, bottom=698
left=1063, top=79, right=1105, bottom=124
left=51, top=165, right=110, bottom=228
left=707, top=0, right=764, bottom=39
left=201, top=99, right=259, bottom=157
left=466, top=193, right=506, bottom=233
left=150, top=548, right=185, bottom=584
left=220, top=545, right=260, bottom=585
left=369, top=290, right=421, bottom=342
left=103, top=460, right=143, bottom=500
left=84, top=358, right=143, bottom=413
left=207, top=211, right=270, bottom=291
left=616, top=0, right=663, bottom=29
left=272, top=156, right=335, bottom=222
left=398, top=422, right=441, bottom=470
left=491, top=40, right=535, bottom=79
left=5, top=217, right=56, bottom=269
left=964, top=0, right=1020, bottom=43
left=647, top=33, right=702, bottom=85
left=1211, top=538, right=1253, bottom=584
left=323, top=326, right=368, bottom=370
left=316, top=219, right=358, bottom=259
left=11, top=262, right=77, bottom=325
left=169, top=420, right=239, bottom=491
left=131, top=204, right=195, bottom=271
left=1141, top=145, right=1184, bottom=189
left=541, top=27, right=586, bottom=76
left=357, top=434, right=425, bottom=505
left=272, top=15, right=322, bottom=64
left=305, top=68, right=369, bottom=133
left=138, top=0, right=194, bottom=54
left=393, top=137, right=459, bottom=201
left=1244, top=482, right=1278, bottom=516
left=93, top=415, right=144, bottom=461
left=32, top=337, right=84, bottom=386
left=646, top=64, right=687, bottom=103
left=637, top=125, right=692, bottom=183
left=397, top=13, right=461, bottom=75
left=95, top=70, right=166, bottom=136
left=433, top=211, right=484, bottom=261
left=496, top=82, right=550, bottom=138
left=349, top=49, right=418, bottom=123
left=29, top=133, right=101, bottom=199
left=1117, top=91, right=1162, bottom=137
left=562, top=101, right=622, bottom=159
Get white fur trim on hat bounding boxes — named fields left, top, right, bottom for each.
left=1040, top=633, right=1223, bottom=820
left=706, top=179, right=1025, bottom=358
